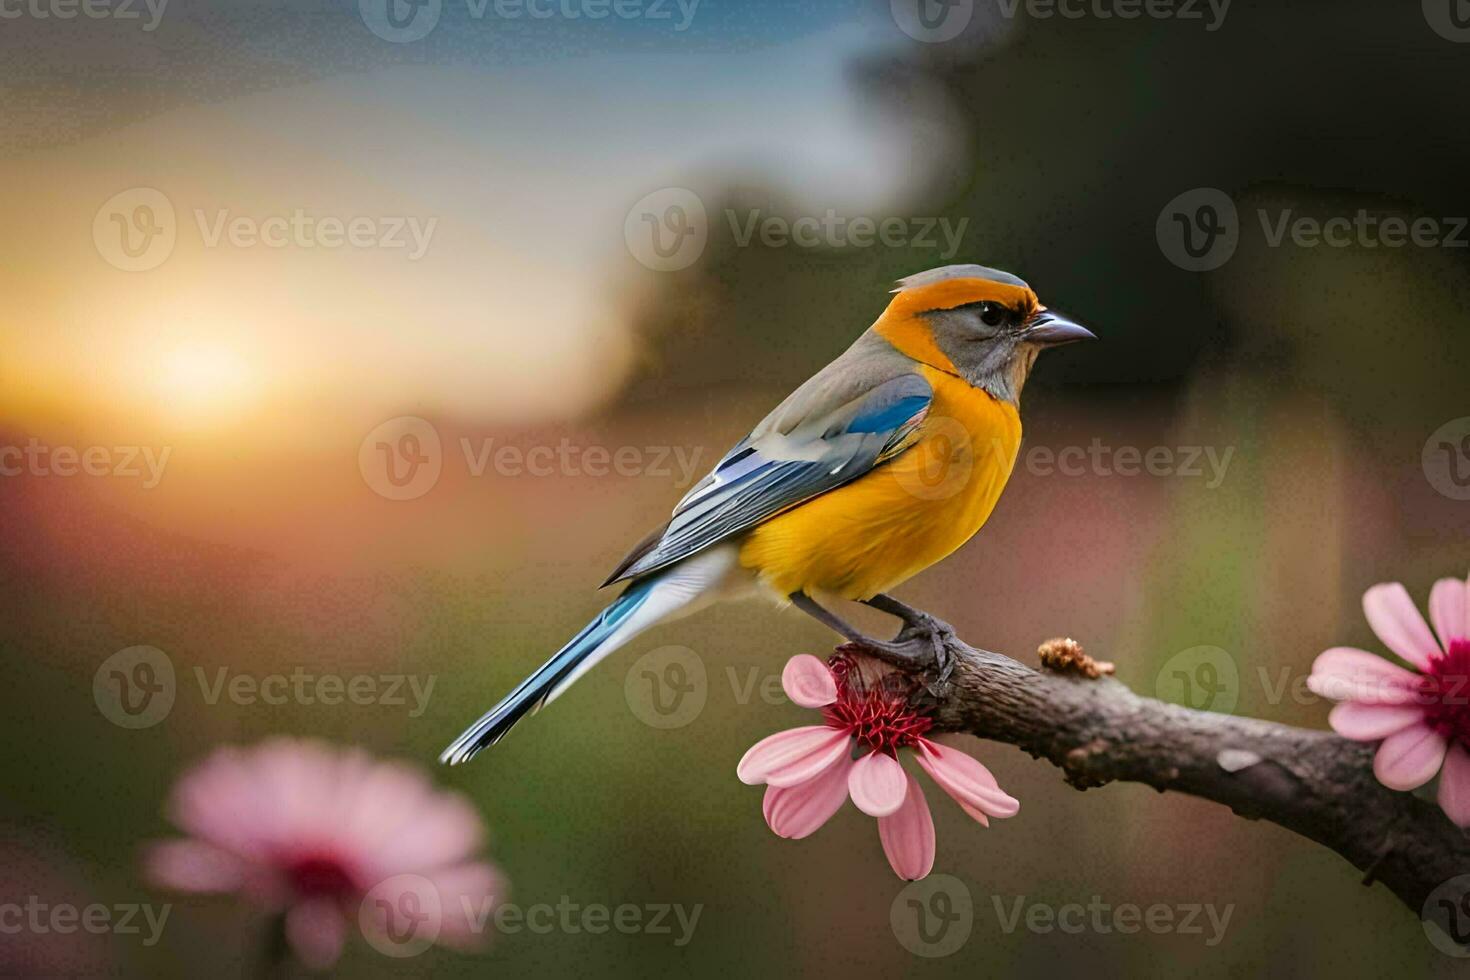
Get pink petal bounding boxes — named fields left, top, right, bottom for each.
left=765, top=733, right=854, bottom=789
left=286, top=898, right=347, bottom=971
left=915, top=740, right=1020, bottom=818
left=736, top=726, right=846, bottom=786
left=1306, top=647, right=1423, bottom=704
left=877, top=772, right=935, bottom=881
left=762, top=756, right=851, bottom=838
left=148, top=738, right=502, bottom=939
left=958, top=802, right=990, bottom=827
left=1327, top=701, right=1425, bottom=741
left=1363, top=583, right=1440, bottom=670
left=168, top=740, right=384, bottom=865
left=1438, top=743, right=1470, bottom=828
left=142, top=839, right=247, bottom=893
left=167, top=747, right=273, bottom=857
left=428, top=862, right=505, bottom=948
left=1429, top=576, right=1470, bottom=652
left=781, top=655, right=838, bottom=708
left=848, top=752, right=908, bottom=817
left=361, top=787, right=486, bottom=879
left=1373, top=723, right=1448, bottom=791
left=334, top=756, right=443, bottom=875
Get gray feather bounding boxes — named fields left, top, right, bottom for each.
left=603, top=332, right=930, bottom=586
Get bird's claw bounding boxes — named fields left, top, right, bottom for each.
left=845, top=595, right=960, bottom=693
left=850, top=634, right=935, bottom=670
left=857, top=621, right=956, bottom=696
left=894, top=610, right=954, bottom=651
left=919, top=612, right=957, bottom=639
left=933, top=638, right=955, bottom=689
left=918, top=629, right=955, bottom=696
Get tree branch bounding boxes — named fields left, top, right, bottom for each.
left=851, top=629, right=1470, bottom=915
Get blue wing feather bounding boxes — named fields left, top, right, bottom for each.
left=603, top=372, right=932, bottom=585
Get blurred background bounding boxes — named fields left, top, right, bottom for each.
left=4, top=0, right=1470, bottom=975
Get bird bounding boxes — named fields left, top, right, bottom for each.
left=441, top=263, right=1094, bottom=765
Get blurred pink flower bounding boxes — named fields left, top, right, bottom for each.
left=737, top=652, right=1018, bottom=880
left=1308, top=573, right=1470, bottom=826
left=144, top=738, right=504, bottom=970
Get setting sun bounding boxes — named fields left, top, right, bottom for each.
left=150, top=343, right=257, bottom=428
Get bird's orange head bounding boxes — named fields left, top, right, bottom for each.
left=873, top=264, right=1094, bottom=404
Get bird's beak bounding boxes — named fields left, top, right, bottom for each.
left=1025, top=309, right=1096, bottom=347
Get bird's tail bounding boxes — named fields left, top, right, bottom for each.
left=439, top=547, right=734, bottom=765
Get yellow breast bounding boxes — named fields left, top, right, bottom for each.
left=738, top=365, right=1021, bottom=600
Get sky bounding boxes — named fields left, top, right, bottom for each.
left=0, top=1, right=1003, bottom=447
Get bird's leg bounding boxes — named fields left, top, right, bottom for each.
left=862, top=593, right=956, bottom=639
left=788, top=592, right=940, bottom=671
left=861, top=593, right=957, bottom=685
left=787, top=592, right=878, bottom=645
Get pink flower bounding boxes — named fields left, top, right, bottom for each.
left=737, top=652, right=1019, bottom=880
left=1308, top=573, right=1470, bottom=827
left=144, top=738, right=504, bottom=970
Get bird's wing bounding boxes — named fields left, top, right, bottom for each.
left=603, top=344, right=931, bottom=586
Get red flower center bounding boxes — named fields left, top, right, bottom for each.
left=287, top=855, right=358, bottom=898
left=1422, top=637, right=1470, bottom=748
left=821, top=652, right=932, bottom=755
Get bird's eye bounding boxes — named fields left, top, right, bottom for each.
left=978, top=302, right=1007, bottom=327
